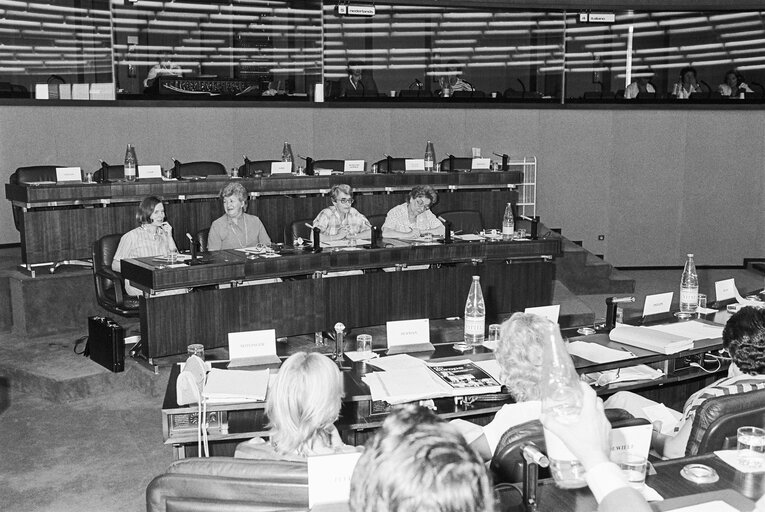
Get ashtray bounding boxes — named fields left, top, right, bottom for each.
left=680, top=463, right=719, bottom=484
left=452, top=343, right=474, bottom=352
left=674, top=312, right=692, bottom=320
left=577, top=327, right=596, bottom=336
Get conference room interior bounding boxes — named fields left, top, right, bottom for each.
left=2, top=0, right=765, bottom=511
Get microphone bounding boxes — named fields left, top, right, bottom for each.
left=186, top=232, right=198, bottom=262
left=516, top=78, right=527, bottom=94
left=699, top=80, right=711, bottom=92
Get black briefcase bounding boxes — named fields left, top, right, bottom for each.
left=86, top=316, right=125, bottom=373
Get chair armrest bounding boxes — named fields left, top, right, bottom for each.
left=96, top=267, right=128, bottom=304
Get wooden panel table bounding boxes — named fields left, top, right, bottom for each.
left=122, top=237, right=561, bottom=359
left=6, top=170, right=523, bottom=266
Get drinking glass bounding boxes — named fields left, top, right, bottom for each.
left=613, top=454, right=647, bottom=489
left=488, top=324, right=501, bottom=343
left=187, top=343, right=205, bottom=360
left=697, top=294, right=707, bottom=309
left=356, top=334, right=373, bottom=354
left=737, top=426, right=765, bottom=468
left=347, top=225, right=358, bottom=247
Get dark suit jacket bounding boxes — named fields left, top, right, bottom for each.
left=337, top=76, right=378, bottom=97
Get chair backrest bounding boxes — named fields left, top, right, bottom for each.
left=196, top=228, right=210, bottom=253
left=438, top=210, right=484, bottom=234
left=11, top=165, right=62, bottom=184
left=146, top=457, right=308, bottom=512
left=373, top=157, right=408, bottom=173
left=366, top=214, right=386, bottom=231
left=490, top=408, right=643, bottom=484
left=312, top=159, right=345, bottom=173
left=91, top=233, right=139, bottom=317
left=438, top=157, right=473, bottom=172
left=686, top=387, right=765, bottom=456
left=94, top=164, right=125, bottom=183
left=287, top=218, right=315, bottom=246
left=176, top=161, right=227, bottom=178
left=239, top=160, right=279, bottom=178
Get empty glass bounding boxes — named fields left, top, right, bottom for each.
left=187, top=343, right=205, bottom=360
left=356, top=334, right=373, bottom=354
left=737, top=426, right=765, bottom=468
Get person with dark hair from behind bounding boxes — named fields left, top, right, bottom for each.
left=349, top=404, right=494, bottom=512
left=542, top=382, right=652, bottom=512
left=671, top=66, right=702, bottom=99
left=338, top=61, right=378, bottom=98
left=606, top=306, right=765, bottom=458
left=718, top=69, right=754, bottom=97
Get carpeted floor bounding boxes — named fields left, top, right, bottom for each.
left=0, top=264, right=762, bottom=512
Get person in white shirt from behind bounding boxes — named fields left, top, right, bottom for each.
left=624, top=75, right=656, bottom=99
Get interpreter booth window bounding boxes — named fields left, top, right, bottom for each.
left=322, top=4, right=565, bottom=101
left=564, top=10, right=765, bottom=101
left=0, top=0, right=113, bottom=99
left=110, top=0, right=322, bottom=99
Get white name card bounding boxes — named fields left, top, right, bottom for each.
left=386, top=318, right=430, bottom=349
left=228, top=329, right=277, bottom=361
left=643, top=292, right=673, bottom=316
left=138, top=164, right=162, bottom=179
left=35, top=83, right=49, bottom=99
left=716, top=278, right=737, bottom=302
left=308, top=452, right=362, bottom=508
left=55, top=167, right=82, bottom=182
left=609, top=423, right=652, bottom=459
left=471, top=158, right=491, bottom=170
left=270, top=162, right=292, bottom=174
left=525, top=304, right=560, bottom=323
left=72, top=83, right=90, bottom=100
left=316, top=168, right=333, bottom=176
left=344, top=160, right=365, bottom=173
left=405, top=159, right=425, bottom=171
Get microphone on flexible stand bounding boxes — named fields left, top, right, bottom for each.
left=516, top=78, right=527, bottom=96
left=297, top=154, right=314, bottom=175
left=185, top=232, right=198, bottom=264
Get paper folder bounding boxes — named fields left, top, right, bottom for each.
left=609, top=325, right=694, bottom=355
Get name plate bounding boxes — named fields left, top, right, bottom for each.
left=405, top=159, right=425, bottom=171
left=471, top=158, right=491, bottom=170
left=227, top=329, right=280, bottom=367
left=643, top=292, right=673, bottom=316
left=344, top=160, right=365, bottom=173
left=316, top=168, right=333, bottom=176
left=525, top=304, right=560, bottom=323
left=55, top=167, right=82, bottom=182
left=138, top=164, right=162, bottom=179
left=715, top=278, right=737, bottom=302
left=270, top=162, right=292, bottom=174
left=386, top=318, right=430, bottom=349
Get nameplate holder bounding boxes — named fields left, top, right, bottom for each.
left=35, top=83, right=49, bottom=99
left=386, top=318, right=434, bottom=353
left=316, top=168, right=333, bottom=176
left=138, top=164, right=162, bottom=179
left=609, top=423, right=652, bottom=460
left=344, top=160, right=365, bottom=173
left=227, top=329, right=280, bottom=367
left=405, top=159, right=425, bottom=171
left=308, top=452, right=362, bottom=508
left=643, top=292, right=673, bottom=317
left=715, top=278, right=737, bottom=302
left=55, top=167, right=82, bottom=182
left=270, top=162, right=292, bottom=174
left=524, top=304, right=560, bottom=323
left=471, top=158, right=491, bottom=170
left=71, top=83, right=89, bottom=100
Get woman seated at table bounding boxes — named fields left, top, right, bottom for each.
left=381, top=185, right=445, bottom=240
left=718, top=69, right=754, bottom=97
left=235, top=351, right=356, bottom=460
left=208, top=182, right=271, bottom=251
left=112, top=195, right=177, bottom=297
left=312, top=184, right=371, bottom=242
left=606, top=306, right=765, bottom=459
left=671, top=66, right=702, bottom=99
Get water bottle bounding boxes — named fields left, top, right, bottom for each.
left=679, top=253, right=699, bottom=314
left=540, top=321, right=587, bottom=489
left=424, top=141, right=435, bottom=172
left=502, top=202, right=515, bottom=240
left=464, top=275, right=485, bottom=346
left=124, top=144, right=137, bottom=181
left=281, top=142, right=294, bottom=173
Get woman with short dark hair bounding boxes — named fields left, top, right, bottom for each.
left=381, top=185, right=445, bottom=239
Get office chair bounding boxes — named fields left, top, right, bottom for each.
left=287, top=218, right=315, bottom=246
left=685, top=387, right=765, bottom=456
left=9, top=165, right=62, bottom=232
left=92, top=233, right=139, bottom=318
left=238, top=159, right=279, bottom=178
left=438, top=210, right=484, bottom=234
left=93, top=163, right=125, bottom=183
left=195, top=228, right=210, bottom=253
left=311, top=159, right=345, bottom=173
left=372, top=157, right=408, bottom=173
left=367, top=214, right=386, bottom=231
left=490, top=409, right=644, bottom=484
left=174, top=160, right=227, bottom=179
left=438, top=157, right=473, bottom=172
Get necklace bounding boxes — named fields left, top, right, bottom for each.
left=142, top=224, right=163, bottom=240
left=229, top=215, right=248, bottom=248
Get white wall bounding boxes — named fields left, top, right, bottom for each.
left=1, top=103, right=763, bottom=266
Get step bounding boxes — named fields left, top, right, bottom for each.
left=552, top=280, right=596, bottom=328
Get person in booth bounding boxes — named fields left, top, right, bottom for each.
left=605, top=306, right=765, bottom=459
left=671, top=66, right=702, bottom=99
left=235, top=352, right=357, bottom=460
left=207, top=182, right=271, bottom=251
left=112, top=196, right=178, bottom=297
left=143, top=51, right=183, bottom=89
left=338, top=61, right=378, bottom=97
left=381, top=185, right=445, bottom=240
left=624, top=74, right=655, bottom=99
left=718, top=69, right=754, bottom=97
left=312, top=184, right=371, bottom=242
left=349, top=404, right=494, bottom=512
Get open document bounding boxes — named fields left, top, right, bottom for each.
left=363, top=359, right=501, bottom=404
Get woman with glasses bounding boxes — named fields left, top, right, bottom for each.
left=312, top=184, right=371, bottom=242
left=208, top=182, right=271, bottom=251
left=382, top=185, right=445, bottom=239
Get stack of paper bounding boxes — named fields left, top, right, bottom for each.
left=609, top=325, right=694, bottom=354
left=202, top=368, right=270, bottom=403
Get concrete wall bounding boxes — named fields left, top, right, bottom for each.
left=1, top=103, right=763, bottom=267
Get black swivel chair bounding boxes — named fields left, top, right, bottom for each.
left=438, top=157, right=473, bottom=172
left=174, top=161, right=227, bottom=179
left=311, top=160, right=345, bottom=173
left=195, top=229, right=210, bottom=253
left=490, top=409, right=644, bottom=484
left=367, top=214, right=386, bottom=231
left=685, top=387, right=765, bottom=456
left=239, top=160, right=279, bottom=178
left=93, top=164, right=125, bottom=183
left=286, top=218, right=315, bottom=246
left=438, top=210, right=484, bottom=235
left=92, top=233, right=139, bottom=318
left=372, top=157, right=408, bottom=173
